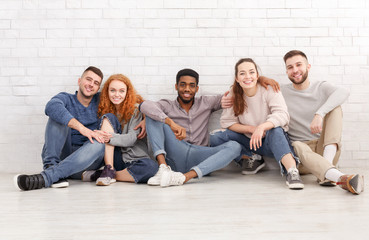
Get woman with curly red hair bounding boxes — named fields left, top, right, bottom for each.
left=82, top=74, right=158, bottom=186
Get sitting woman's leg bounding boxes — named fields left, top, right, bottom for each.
left=117, top=158, right=159, bottom=183
left=96, top=113, right=122, bottom=186
left=262, top=127, right=304, bottom=190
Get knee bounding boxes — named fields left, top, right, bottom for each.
left=209, top=129, right=226, bottom=146
left=225, top=140, right=242, bottom=154
left=100, top=113, right=121, bottom=132
left=86, top=141, right=105, bottom=155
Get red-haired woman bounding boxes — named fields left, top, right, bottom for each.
left=82, top=74, right=158, bottom=186
left=211, top=58, right=304, bottom=190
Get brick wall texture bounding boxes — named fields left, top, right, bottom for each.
left=1, top=0, right=369, bottom=173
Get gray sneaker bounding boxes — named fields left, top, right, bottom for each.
left=286, top=168, right=304, bottom=190
left=241, top=155, right=265, bottom=175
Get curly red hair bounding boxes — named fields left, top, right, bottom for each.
left=98, top=74, right=143, bottom=124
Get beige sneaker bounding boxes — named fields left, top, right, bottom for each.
left=337, top=174, right=364, bottom=195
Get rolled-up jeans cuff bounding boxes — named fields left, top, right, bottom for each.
left=153, top=149, right=166, bottom=159
left=191, top=166, right=203, bottom=179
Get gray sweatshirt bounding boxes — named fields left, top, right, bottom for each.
left=281, top=81, right=349, bottom=142
left=109, top=108, right=150, bottom=163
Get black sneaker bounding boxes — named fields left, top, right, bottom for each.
left=241, top=155, right=265, bottom=175
left=14, top=174, right=45, bottom=191
left=51, top=179, right=69, bottom=188
left=286, top=168, right=304, bottom=190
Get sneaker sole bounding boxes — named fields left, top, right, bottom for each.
left=13, top=174, right=22, bottom=191
left=51, top=181, right=69, bottom=188
left=286, top=181, right=304, bottom=190
left=96, top=178, right=116, bottom=186
left=241, top=162, right=266, bottom=175
left=147, top=179, right=160, bottom=186
left=318, top=180, right=337, bottom=187
left=349, top=174, right=364, bottom=194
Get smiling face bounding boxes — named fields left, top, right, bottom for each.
left=175, top=75, right=199, bottom=104
left=285, top=55, right=311, bottom=86
left=108, top=80, right=127, bottom=106
left=236, top=61, right=259, bottom=90
left=78, top=70, right=102, bottom=99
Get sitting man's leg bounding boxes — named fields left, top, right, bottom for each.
left=292, top=107, right=364, bottom=194
left=41, top=118, right=73, bottom=188
left=15, top=140, right=105, bottom=191
left=145, top=117, right=187, bottom=186
left=41, top=118, right=72, bottom=168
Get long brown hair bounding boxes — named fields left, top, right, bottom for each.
left=232, top=58, right=259, bottom=116
left=98, top=74, right=143, bottom=123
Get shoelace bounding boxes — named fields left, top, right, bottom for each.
left=290, top=170, right=300, bottom=181
left=247, top=159, right=255, bottom=168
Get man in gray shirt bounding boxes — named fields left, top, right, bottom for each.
left=280, top=50, right=363, bottom=195
left=140, top=69, right=242, bottom=187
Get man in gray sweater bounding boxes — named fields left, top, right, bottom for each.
left=278, top=50, right=363, bottom=194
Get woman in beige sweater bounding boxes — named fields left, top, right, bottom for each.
left=211, top=58, right=303, bottom=190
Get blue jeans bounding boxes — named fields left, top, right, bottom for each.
left=210, top=127, right=299, bottom=175
left=41, top=118, right=105, bottom=187
left=101, top=113, right=159, bottom=183
left=145, top=117, right=242, bottom=178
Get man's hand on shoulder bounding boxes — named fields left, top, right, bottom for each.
left=221, top=91, right=234, bottom=109
left=134, top=118, right=147, bottom=139
left=165, top=117, right=186, bottom=141
left=259, top=76, right=280, bottom=92
left=310, top=114, right=323, bottom=134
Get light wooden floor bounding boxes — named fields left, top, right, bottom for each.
left=1, top=166, right=368, bottom=240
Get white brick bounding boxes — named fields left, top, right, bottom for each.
left=190, top=0, right=218, bottom=9
left=312, top=0, right=338, bottom=8
left=341, top=56, right=367, bottom=65
left=164, top=0, right=190, bottom=8
left=137, top=0, right=163, bottom=9
left=338, top=0, right=366, bottom=8
left=66, top=0, right=81, bottom=8
left=267, top=9, right=290, bottom=18
left=286, top=0, right=312, bottom=8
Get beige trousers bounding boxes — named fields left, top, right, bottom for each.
left=292, top=106, right=342, bottom=181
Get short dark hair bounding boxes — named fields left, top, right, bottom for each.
left=176, top=68, right=199, bottom=85
left=283, top=50, right=308, bottom=63
left=82, top=66, right=103, bottom=80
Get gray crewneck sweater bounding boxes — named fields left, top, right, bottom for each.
left=281, top=81, right=349, bottom=142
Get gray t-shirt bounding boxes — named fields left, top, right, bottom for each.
left=281, top=81, right=349, bottom=142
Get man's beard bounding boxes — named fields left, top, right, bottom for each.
left=178, top=94, right=194, bottom=104
left=289, top=70, right=308, bottom=85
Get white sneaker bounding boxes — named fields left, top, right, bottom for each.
left=147, top=164, right=170, bottom=186
left=160, top=170, right=186, bottom=188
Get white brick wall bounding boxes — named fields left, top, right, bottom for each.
left=1, top=0, right=369, bottom=173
